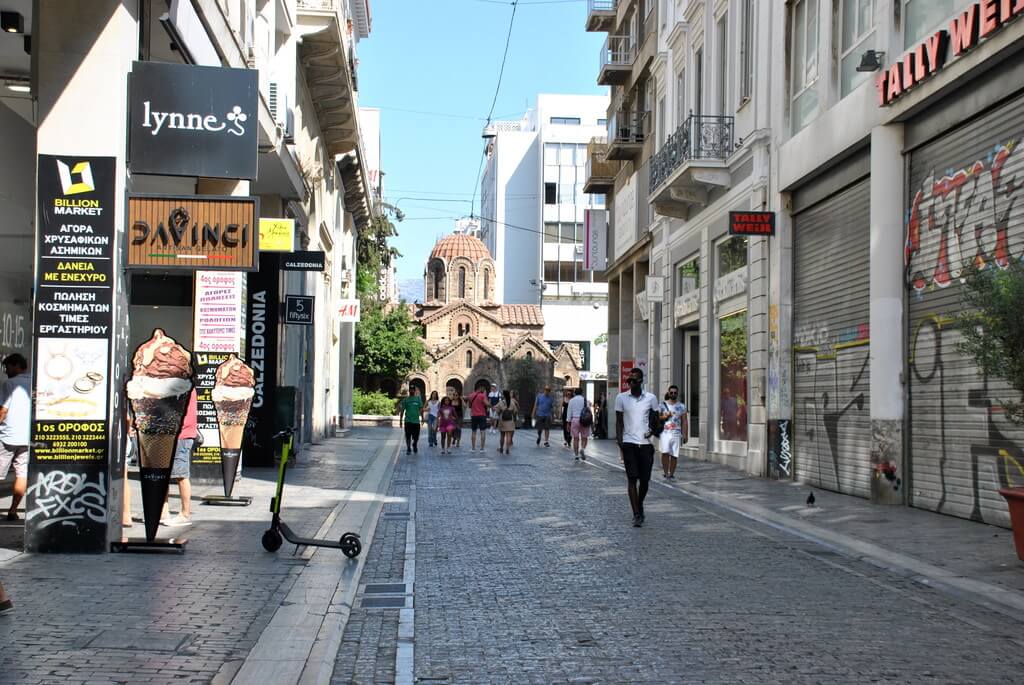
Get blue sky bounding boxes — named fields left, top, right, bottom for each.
left=358, top=0, right=606, bottom=300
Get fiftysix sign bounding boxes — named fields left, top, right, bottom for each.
left=128, top=61, right=258, bottom=179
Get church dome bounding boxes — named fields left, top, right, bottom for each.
left=429, top=233, right=492, bottom=262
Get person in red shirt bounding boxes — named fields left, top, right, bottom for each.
left=161, top=389, right=198, bottom=527
left=467, top=380, right=491, bottom=453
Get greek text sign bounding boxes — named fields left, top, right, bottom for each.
left=259, top=218, right=295, bottom=252
left=127, top=195, right=258, bottom=271
left=128, top=61, right=258, bottom=179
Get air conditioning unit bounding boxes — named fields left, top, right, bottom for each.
left=268, top=82, right=295, bottom=142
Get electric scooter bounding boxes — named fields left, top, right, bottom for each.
left=261, top=427, right=362, bottom=558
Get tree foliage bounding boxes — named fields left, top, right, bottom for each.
left=354, top=303, right=427, bottom=381
left=955, top=262, right=1024, bottom=426
left=356, top=214, right=401, bottom=300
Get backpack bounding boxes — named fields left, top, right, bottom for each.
left=648, top=404, right=665, bottom=437
left=579, top=399, right=593, bottom=427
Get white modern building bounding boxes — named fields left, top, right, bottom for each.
left=480, top=94, right=611, bottom=393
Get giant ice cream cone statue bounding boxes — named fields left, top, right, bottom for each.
left=126, top=329, right=193, bottom=541
left=212, top=354, right=255, bottom=496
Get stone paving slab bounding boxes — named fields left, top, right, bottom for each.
left=0, top=430, right=388, bottom=685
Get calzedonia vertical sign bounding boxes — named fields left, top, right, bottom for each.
left=26, top=155, right=117, bottom=552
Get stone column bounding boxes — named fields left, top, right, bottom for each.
left=869, top=124, right=906, bottom=504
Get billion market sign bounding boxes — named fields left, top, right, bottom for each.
left=878, top=1, right=1024, bottom=106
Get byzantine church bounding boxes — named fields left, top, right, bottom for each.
left=408, top=232, right=582, bottom=400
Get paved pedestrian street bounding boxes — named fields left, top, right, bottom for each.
left=5, top=427, right=1024, bottom=684
left=338, top=429, right=1024, bottom=685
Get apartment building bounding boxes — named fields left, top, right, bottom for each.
left=480, top=94, right=611, bottom=395
left=773, top=0, right=1024, bottom=526
left=0, top=0, right=376, bottom=552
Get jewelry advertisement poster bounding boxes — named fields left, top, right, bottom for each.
left=26, top=155, right=117, bottom=553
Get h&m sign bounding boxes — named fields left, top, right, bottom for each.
left=878, top=1, right=1024, bottom=106
left=128, top=61, right=258, bottom=179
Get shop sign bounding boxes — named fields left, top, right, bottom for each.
left=281, top=250, right=326, bottom=271
left=674, top=290, right=700, bottom=322
left=878, top=1, right=1024, bottom=107
left=192, top=351, right=234, bottom=481
left=338, top=299, right=361, bottom=323
left=245, top=253, right=281, bottom=467
left=259, top=218, right=295, bottom=252
left=613, top=175, right=638, bottom=261
left=27, top=155, right=117, bottom=552
left=127, top=61, right=258, bottom=179
left=127, top=194, right=258, bottom=271
left=620, top=360, right=634, bottom=392
left=729, top=211, right=775, bottom=236
left=583, top=209, right=607, bottom=271
left=194, top=271, right=245, bottom=352
left=645, top=275, right=665, bottom=303
left=285, top=296, right=314, bottom=325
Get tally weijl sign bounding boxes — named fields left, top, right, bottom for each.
left=128, top=61, right=258, bottom=179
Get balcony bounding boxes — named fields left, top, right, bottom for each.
left=586, top=0, right=617, bottom=32
left=650, top=114, right=734, bottom=217
left=598, top=35, right=633, bottom=86
left=606, top=111, right=648, bottom=161
left=583, top=137, right=621, bottom=193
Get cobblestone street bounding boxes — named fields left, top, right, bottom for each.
left=338, top=429, right=1024, bottom=684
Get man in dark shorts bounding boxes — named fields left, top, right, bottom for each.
left=467, top=381, right=490, bottom=453
left=397, top=386, right=424, bottom=454
left=532, top=385, right=554, bottom=447
left=615, top=367, right=659, bottom=527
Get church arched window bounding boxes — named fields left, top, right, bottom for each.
left=526, top=351, right=533, bottom=361
left=483, top=269, right=490, bottom=300
left=432, top=262, right=444, bottom=300
left=459, top=267, right=466, bottom=298
left=466, top=350, right=473, bottom=368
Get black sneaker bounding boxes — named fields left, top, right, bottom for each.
left=574, top=455, right=579, bottom=462
left=536, top=436, right=541, bottom=445
left=413, top=446, right=418, bottom=454
left=632, top=515, right=642, bottom=527
left=580, top=451, right=586, bottom=461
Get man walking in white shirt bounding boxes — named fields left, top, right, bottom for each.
left=615, top=367, right=659, bottom=527
left=0, top=354, right=32, bottom=521
left=566, top=387, right=589, bottom=462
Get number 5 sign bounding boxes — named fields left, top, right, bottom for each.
left=284, top=295, right=314, bottom=325
left=338, top=299, right=361, bottom=323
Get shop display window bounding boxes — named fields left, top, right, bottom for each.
left=718, top=311, right=748, bottom=442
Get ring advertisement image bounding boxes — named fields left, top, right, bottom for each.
left=26, top=155, right=117, bottom=553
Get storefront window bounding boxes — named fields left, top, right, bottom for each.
left=903, top=0, right=956, bottom=48
left=717, top=236, right=748, bottom=276
left=677, top=257, right=700, bottom=294
left=718, top=311, right=748, bottom=442
left=791, top=0, right=821, bottom=133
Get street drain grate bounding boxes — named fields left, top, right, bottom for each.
left=364, top=583, right=408, bottom=594
left=498, top=463, right=534, bottom=467
left=393, top=479, right=413, bottom=485
left=383, top=511, right=410, bottom=520
left=361, top=596, right=408, bottom=608
left=804, top=549, right=844, bottom=558
left=88, top=630, right=191, bottom=652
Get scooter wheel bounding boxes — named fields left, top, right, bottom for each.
left=262, top=528, right=283, bottom=552
left=339, top=532, right=361, bottom=558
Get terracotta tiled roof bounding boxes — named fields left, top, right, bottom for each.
left=429, top=233, right=492, bottom=262
left=499, top=304, right=544, bottom=326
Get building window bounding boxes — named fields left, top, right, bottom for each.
left=458, top=267, right=466, bottom=298
left=718, top=311, right=748, bottom=442
left=718, top=236, right=748, bottom=275
left=483, top=269, right=490, bottom=299
left=675, top=68, right=686, bottom=127
left=550, top=116, right=581, bottom=125
left=657, top=96, right=666, bottom=146
left=791, top=0, right=820, bottom=133
left=466, top=350, right=473, bottom=368
left=597, top=118, right=607, bottom=126
left=545, top=182, right=557, bottom=205
left=544, top=223, right=559, bottom=243
left=716, top=13, right=728, bottom=116
left=739, top=0, right=754, bottom=103
left=526, top=351, right=533, bottom=361
left=903, top=0, right=956, bottom=48
left=840, top=0, right=876, bottom=96
left=677, top=257, right=700, bottom=295
left=694, top=47, right=704, bottom=117
left=431, top=262, right=444, bottom=300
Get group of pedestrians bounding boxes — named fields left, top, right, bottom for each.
left=397, top=382, right=524, bottom=456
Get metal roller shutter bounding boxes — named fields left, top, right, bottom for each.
left=792, top=179, right=872, bottom=498
left=907, top=94, right=1024, bottom=528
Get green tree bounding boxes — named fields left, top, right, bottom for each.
left=354, top=303, right=427, bottom=390
left=356, top=214, right=402, bottom=301
left=955, top=262, right=1024, bottom=425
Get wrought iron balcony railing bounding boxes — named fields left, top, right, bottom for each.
left=600, top=35, right=634, bottom=71
left=650, top=114, right=734, bottom=190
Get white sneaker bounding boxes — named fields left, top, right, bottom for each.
left=164, top=514, right=193, bottom=527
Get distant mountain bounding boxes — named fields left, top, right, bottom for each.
left=397, top=278, right=424, bottom=303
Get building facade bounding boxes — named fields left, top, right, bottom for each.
left=411, top=232, right=575, bottom=401
left=480, top=94, right=610, bottom=400
left=0, top=0, right=376, bottom=551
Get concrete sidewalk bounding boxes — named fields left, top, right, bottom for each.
left=0, top=428, right=400, bottom=685
left=581, top=436, right=1024, bottom=622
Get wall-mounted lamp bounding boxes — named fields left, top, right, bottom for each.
left=1, top=11, right=24, bottom=34
left=856, top=50, right=885, bottom=72
left=3, top=78, right=30, bottom=94
left=23, top=34, right=30, bottom=54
